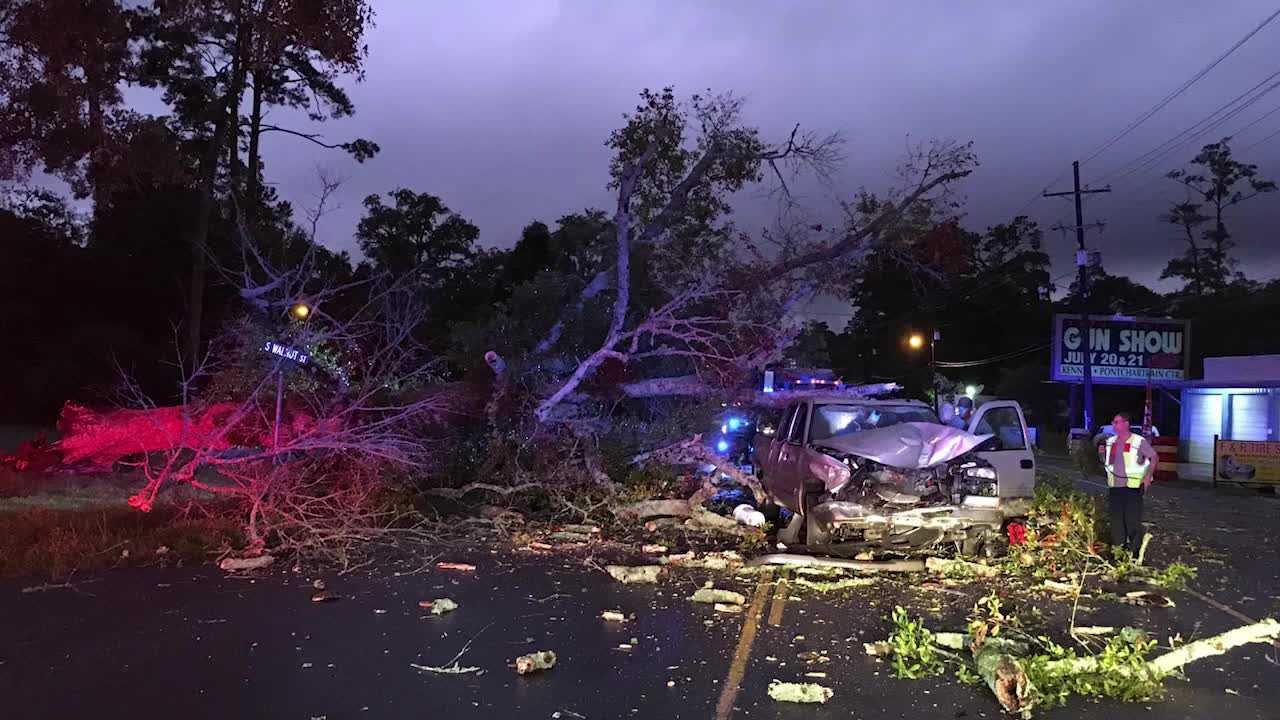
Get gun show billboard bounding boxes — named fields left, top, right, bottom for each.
left=1051, top=314, right=1190, bottom=386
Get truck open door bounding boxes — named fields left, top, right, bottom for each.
left=968, top=400, right=1036, bottom=498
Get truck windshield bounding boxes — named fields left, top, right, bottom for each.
left=809, top=404, right=940, bottom=443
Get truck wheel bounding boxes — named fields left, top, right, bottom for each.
left=805, top=511, right=832, bottom=547
left=777, top=512, right=803, bottom=546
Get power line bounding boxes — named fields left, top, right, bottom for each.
left=1080, top=7, right=1280, bottom=167
left=1099, top=98, right=1280, bottom=198
left=1118, top=78, right=1280, bottom=182
left=1007, top=8, right=1280, bottom=220
left=935, top=344, right=1048, bottom=368
left=1242, top=124, right=1280, bottom=152
left=1227, top=100, right=1280, bottom=139
left=1097, top=69, right=1280, bottom=184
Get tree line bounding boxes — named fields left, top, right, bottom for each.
left=2, top=1, right=1276, bottom=445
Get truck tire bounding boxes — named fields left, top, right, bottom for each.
left=777, top=512, right=803, bottom=546
left=805, top=511, right=832, bottom=547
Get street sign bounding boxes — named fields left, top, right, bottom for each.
left=262, top=340, right=310, bottom=365
left=1051, top=314, right=1190, bottom=386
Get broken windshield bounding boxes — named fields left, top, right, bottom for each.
left=810, top=404, right=940, bottom=443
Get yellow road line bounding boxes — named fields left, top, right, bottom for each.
left=714, top=570, right=774, bottom=720
left=767, top=578, right=788, bottom=627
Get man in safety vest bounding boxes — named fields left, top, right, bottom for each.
left=1102, top=411, right=1159, bottom=555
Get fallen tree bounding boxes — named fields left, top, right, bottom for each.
left=4, top=181, right=457, bottom=565
left=881, top=603, right=1280, bottom=717
left=454, top=88, right=975, bottom=505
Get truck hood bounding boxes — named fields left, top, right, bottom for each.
left=817, top=421, right=993, bottom=470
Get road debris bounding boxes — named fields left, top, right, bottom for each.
left=714, top=603, right=743, bottom=613
left=1120, top=590, right=1175, bottom=608
left=514, top=650, right=557, bottom=675
left=606, top=565, right=664, bottom=584
left=659, top=550, right=743, bottom=570
left=641, top=544, right=668, bottom=554
left=732, top=504, right=767, bottom=528
left=312, top=579, right=326, bottom=591
left=600, top=610, right=628, bottom=623
left=690, top=587, right=746, bottom=605
left=219, top=555, right=274, bottom=572
left=311, top=591, right=339, bottom=603
left=436, top=562, right=476, bottom=572
left=864, top=641, right=892, bottom=657
left=881, top=603, right=1280, bottom=717
left=412, top=628, right=485, bottom=676
left=793, top=576, right=876, bottom=592
left=613, top=499, right=693, bottom=522
left=1041, top=579, right=1078, bottom=595
left=411, top=660, right=481, bottom=675
left=767, top=680, right=833, bottom=704
left=751, top=553, right=925, bottom=573
left=1069, top=626, right=1114, bottom=637
left=561, top=524, right=600, bottom=535
left=422, top=598, right=458, bottom=615
left=547, top=532, right=593, bottom=543
left=924, top=556, right=1000, bottom=578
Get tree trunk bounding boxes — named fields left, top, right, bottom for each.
left=246, top=69, right=263, bottom=220
left=85, top=60, right=108, bottom=243
left=185, top=13, right=252, bottom=367
left=1182, top=221, right=1201, bottom=297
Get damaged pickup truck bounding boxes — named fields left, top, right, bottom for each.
left=754, top=397, right=1035, bottom=555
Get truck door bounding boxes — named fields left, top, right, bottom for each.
left=776, top=401, right=812, bottom=512
left=968, top=400, right=1035, bottom=498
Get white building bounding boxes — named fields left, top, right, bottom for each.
left=1179, top=355, right=1280, bottom=465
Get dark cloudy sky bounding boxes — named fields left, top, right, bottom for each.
left=255, top=1, right=1280, bottom=319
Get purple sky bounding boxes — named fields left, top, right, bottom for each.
left=245, top=3, right=1279, bottom=320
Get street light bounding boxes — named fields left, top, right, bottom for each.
left=907, top=333, right=925, bottom=350
left=289, top=302, right=312, bottom=321
left=965, top=384, right=978, bottom=399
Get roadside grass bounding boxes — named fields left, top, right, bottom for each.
left=0, top=504, right=244, bottom=580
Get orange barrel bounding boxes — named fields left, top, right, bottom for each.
left=1152, top=436, right=1178, bottom=482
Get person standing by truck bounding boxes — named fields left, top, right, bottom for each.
left=1102, top=411, right=1159, bottom=556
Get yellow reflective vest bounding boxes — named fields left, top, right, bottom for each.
left=1104, top=433, right=1150, bottom=489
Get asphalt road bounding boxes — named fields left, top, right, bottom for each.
left=2, top=464, right=1278, bottom=720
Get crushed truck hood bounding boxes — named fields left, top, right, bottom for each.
left=817, top=421, right=992, bottom=469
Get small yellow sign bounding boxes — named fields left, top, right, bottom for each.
left=1214, top=438, right=1280, bottom=486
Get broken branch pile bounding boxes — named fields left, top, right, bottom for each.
left=878, top=604, right=1279, bottom=717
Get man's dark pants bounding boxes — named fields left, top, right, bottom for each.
left=1108, top=486, right=1144, bottom=555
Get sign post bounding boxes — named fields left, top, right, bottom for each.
left=261, top=340, right=311, bottom=450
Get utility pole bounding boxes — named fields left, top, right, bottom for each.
left=1045, top=161, right=1110, bottom=433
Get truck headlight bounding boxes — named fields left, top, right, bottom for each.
left=809, top=456, right=852, bottom=491
left=964, top=466, right=997, bottom=480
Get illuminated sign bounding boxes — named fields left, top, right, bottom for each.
left=1051, top=315, right=1190, bottom=386
left=1214, top=438, right=1280, bottom=486
left=262, top=340, right=310, bottom=365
